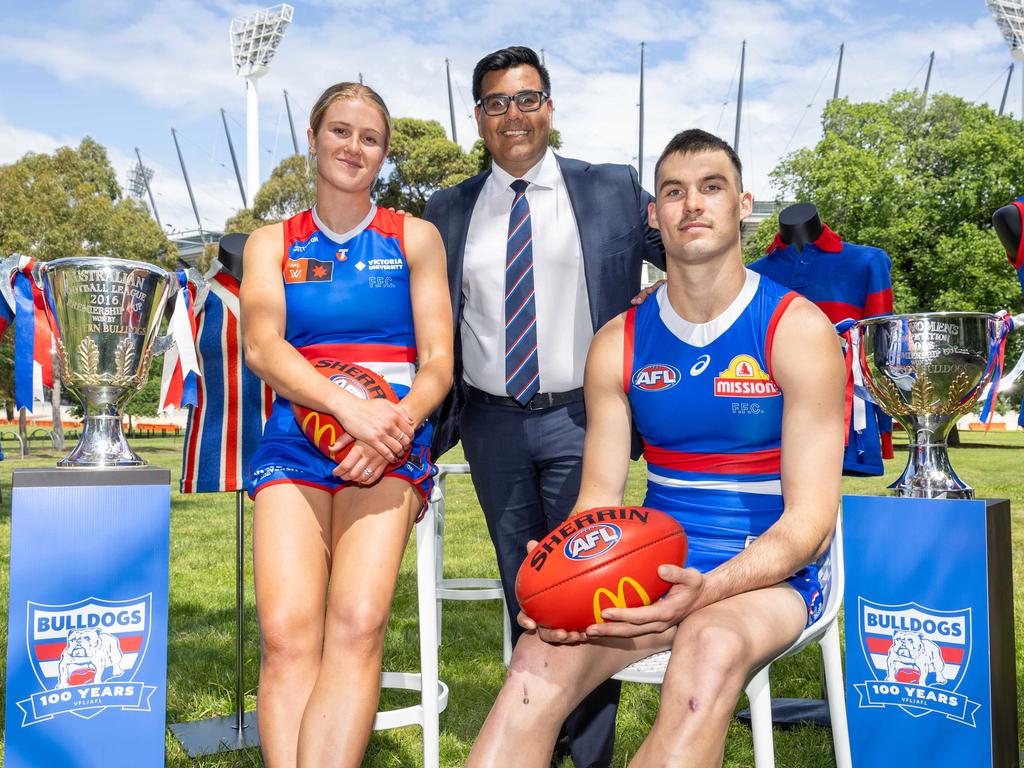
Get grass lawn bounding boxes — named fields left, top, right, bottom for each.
left=1, top=429, right=1023, bottom=766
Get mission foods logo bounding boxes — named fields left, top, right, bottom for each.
left=17, top=595, right=158, bottom=726
left=713, top=354, right=780, bottom=397
left=854, top=597, right=980, bottom=726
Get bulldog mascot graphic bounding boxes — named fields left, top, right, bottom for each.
left=884, top=629, right=948, bottom=686
left=56, top=629, right=126, bottom=688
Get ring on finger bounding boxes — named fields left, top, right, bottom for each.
left=363, top=467, right=374, bottom=478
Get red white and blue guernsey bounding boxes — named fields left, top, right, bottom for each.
left=624, top=270, right=825, bottom=626
left=248, top=205, right=435, bottom=508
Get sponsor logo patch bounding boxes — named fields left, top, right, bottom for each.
left=17, top=595, right=158, bottom=726
left=713, top=354, right=780, bottom=397
left=853, top=597, right=980, bottom=726
left=690, top=354, right=711, bottom=376
left=633, top=364, right=680, bottom=391
left=284, top=258, right=334, bottom=284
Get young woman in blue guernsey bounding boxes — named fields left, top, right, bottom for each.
left=240, top=82, right=453, bottom=768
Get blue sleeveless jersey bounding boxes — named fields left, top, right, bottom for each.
left=625, top=271, right=797, bottom=571
left=260, top=205, right=431, bottom=447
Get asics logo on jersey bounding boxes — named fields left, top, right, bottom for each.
left=633, top=364, right=680, bottom=391
left=690, top=355, right=711, bottom=376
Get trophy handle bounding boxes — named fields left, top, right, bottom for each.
left=153, top=267, right=208, bottom=355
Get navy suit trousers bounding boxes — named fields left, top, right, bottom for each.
left=461, top=397, right=620, bottom=768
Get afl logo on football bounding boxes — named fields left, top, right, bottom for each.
left=328, top=374, right=370, bottom=399
left=564, top=524, right=622, bottom=560
left=633, top=364, right=680, bottom=391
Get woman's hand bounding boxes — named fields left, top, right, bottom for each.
left=328, top=397, right=414, bottom=464
left=332, top=439, right=394, bottom=484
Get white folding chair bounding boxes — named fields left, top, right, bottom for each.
left=612, top=518, right=852, bottom=768
left=372, top=499, right=450, bottom=768
left=432, top=463, right=513, bottom=665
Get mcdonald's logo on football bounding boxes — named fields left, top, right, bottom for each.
left=300, top=411, right=338, bottom=456
left=592, top=577, right=652, bottom=624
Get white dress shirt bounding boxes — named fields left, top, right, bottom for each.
left=461, top=149, right=593, bottom=396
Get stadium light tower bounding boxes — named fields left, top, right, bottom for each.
left=989, top=0, right=1024, bottom=60
left=230, top=3, right=293, bottom=205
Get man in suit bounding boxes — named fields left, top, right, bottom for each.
left=422, top=46, right=663, bottom=768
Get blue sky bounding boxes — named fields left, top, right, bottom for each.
left=2, top=0, right=1019, bottom=234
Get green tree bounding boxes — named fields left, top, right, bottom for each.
left=0, top=138, right=174, bottom=267
left=470, top=128, right=563, bottom=176
left=377, top=118, right=478, bottom=215
left=769, top=91, right=1024, bottom=314
left=225, top=154, right=315, bottom=234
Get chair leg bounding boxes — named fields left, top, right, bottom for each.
left=745, top=665, right=775, bottom=768
left=417, top=506, right=441, bottom=768
left=501, top=598, right=512, bottom=666
left=433, top=482, right=446, bottom=650
left=820, top=621, right=852, bottom=768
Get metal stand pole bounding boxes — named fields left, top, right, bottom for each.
left=170, top=490, right=261, bottom=756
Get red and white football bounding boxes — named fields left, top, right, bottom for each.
left=292, top=358, right=409, bottom=465
left=515, top=506, right=687, bottom=631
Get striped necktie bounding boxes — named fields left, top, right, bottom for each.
left=505, top=179, right=540, bottom=405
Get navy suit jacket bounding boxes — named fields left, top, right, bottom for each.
left=422, top=154, right=665, bottom=458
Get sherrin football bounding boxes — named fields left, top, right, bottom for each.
left=515, top=506, right=687, bottom=631
left=292, top=358, right=410, bottom=465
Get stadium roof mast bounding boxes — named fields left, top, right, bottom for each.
left=987, top=0, right=1024, bottom=118
left=230, top=4, right=293, bottom=206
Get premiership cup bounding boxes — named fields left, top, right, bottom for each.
left=854, top=312, right=1006, bottom=499
left=41, top=257, right=174, bottom=467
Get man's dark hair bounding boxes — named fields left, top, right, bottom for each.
left=472, top=46, right=551, bottom=102
left=654, top=129, right=743, bottom=189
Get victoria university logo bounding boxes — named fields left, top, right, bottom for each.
left=17, top=595, right=158, bottom=726
left=854, top=597, right=980, bottom=726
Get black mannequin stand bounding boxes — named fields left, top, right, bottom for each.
left=169, top=233, right=259, bottom=757
left=778, top=202, right=824, bottom=252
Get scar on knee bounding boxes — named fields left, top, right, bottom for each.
left=522, top=684, right=530, bottom=705
left=688, top=697, right=698, bottom=712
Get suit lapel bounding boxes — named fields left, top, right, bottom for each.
left=557, top=155, right=601, bottom=330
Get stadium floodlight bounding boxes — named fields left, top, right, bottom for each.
left=988, top=0, right=1024, bottom=61
left=229, top=3, right=293, bottom=204
left=127, top=161, right=153, bottom=200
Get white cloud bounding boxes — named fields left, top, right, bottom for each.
left=2, top=0, right=1018, bottom=226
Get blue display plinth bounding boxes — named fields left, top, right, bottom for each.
left=844, top=495, right=1017, bottom=768
left=4, top=468, right=171, bottom=768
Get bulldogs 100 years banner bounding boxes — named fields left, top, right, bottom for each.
left=4, top=468, right=170, bottom=768
left=843, top=495, right=1017, bottom=767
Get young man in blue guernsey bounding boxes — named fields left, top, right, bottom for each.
left=467, top=130, right=846, bottom=767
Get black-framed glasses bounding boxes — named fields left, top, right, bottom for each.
left=476, top=90, right=549, bottom=116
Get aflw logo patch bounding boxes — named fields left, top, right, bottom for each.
left=564, top=524, right=621, bottom=560
left=17, top=595, right=158, bottom=726
left=633, top=364, right=680, bottom=391
left=284, top=258, right=334, bottom=284
left=714, top=354, right=779, bottom=397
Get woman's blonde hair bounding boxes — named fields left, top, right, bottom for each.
left=309, top=82, right=392, bottom=149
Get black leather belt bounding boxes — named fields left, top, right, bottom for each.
left=467, top=385, right=584, bottom=411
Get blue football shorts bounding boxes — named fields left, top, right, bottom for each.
left=249, top=403, right=436, bottom=520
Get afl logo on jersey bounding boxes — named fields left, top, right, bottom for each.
left=633, top=364, right=680, bottom=391
left=714, top=354, right=780, bottom=397
left=564, top=524, right=622, bottom=560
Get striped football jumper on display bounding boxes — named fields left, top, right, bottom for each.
left=181, top=267, right=274, bottom=493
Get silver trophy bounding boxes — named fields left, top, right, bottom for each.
left=41, top=257, right=174, bottom=467
left=854, top=312, right=1009, bottom=499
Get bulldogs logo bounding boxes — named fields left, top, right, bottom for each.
left=17, top=595, right=157, bottom=725
left=854, top=598, right=979, bottom=726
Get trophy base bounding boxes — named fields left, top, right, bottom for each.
left=890, top=441, right=973, bottom=499
left=57, top=414, right=147, bottom=468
